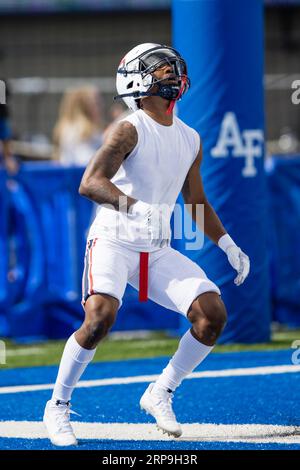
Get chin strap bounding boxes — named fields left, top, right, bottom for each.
left=166, top=76, right=187, bottom=115
left=114, top=91, right=154, bottom=101
left=114, top=76, right=188, bottom=114
left=166, top=99, right=176, bottom=116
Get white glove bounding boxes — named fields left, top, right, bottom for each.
left=130, top=200, right=171, bottom=248
left=218, top=234, right=250, bottom=286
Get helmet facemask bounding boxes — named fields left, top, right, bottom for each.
left=139, top=47, right=189, bottom=97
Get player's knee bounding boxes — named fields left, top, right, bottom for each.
left=83, top=296, right=117, bottom=344
left=188, top=293, right=227, bottom=345
left=85, top=315, right=114, bottom=344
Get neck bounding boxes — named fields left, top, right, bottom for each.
left=141, top=96, right=173, bottom=126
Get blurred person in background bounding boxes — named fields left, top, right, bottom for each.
left=108, top=102, right=127, bottom=122
left=53, top=86, right=104, bottom=167
left=0, top=82, right=18, bottom=174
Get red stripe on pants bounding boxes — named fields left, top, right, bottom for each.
left=139, top=252, right=149, bottom=302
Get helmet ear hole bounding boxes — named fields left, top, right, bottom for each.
left=126, top=81, right=134, bottom=89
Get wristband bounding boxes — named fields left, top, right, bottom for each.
left=218, top=234, right=236, bottom=253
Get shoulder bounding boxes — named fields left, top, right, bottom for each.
left=118, top=110, right=143, bottom=138
left=103, top=118, right=138, bottom=157
left=107, top=117, right=137, bottom=138
left=175, top=116, right=201, bottom=153
left=118, top=110, right=145, bottom=150
left=175, top=116, right=199, bottom=137
left=119, top=109, right=143, bottom=127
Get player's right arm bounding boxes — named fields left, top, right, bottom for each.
left=79, top=121, right=138, bottom=212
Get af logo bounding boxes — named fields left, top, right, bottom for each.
left=211, top=112, right=264, bottom=177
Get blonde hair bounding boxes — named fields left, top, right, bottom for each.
left=53, top=86, right=103, bottom=151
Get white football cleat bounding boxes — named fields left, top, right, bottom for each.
left=140, top=383, right=182, bottom=437
left=43, top=399, right=78, bottom=447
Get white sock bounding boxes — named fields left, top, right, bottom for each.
left=153, top=329, right=214, bottom=393
left=52, top=333, right=96, bottom=403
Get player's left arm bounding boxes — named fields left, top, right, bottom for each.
left=181, top=142, right=226, bottom=244
left=181, top=142, right=250, bottom=285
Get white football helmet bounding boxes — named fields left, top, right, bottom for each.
left=115, top=43, right=190, bottom=111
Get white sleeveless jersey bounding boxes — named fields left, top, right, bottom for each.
left=88, top=109, right=200, bottom=251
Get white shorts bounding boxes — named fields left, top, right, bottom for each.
left=82, top=237, right=221, bottom=317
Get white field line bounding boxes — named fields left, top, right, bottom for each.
left=5, top=348, right=44, bottom=357
left=0, top=364, right=300, bottom=395
left=0, top=421, right=300, bottom=444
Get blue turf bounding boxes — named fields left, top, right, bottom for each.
left=0, top=438, right=300, bottom=451
left=0, top=349, right=299, bottom=450
left=0, top=374, right=300, bottom=426
left=0, top=349, right=295, bottom=386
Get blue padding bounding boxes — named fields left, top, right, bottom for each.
left=4, top=164, right=89, bottom=339
left=266, top=155, right=300, bottom=327
left=1, top=153, right=299, bottom=340
left=0, top=171, right=9, bottom=335
left=0, top=118, right=12, bottom=141
left=173, top=0, right=271, bottom=342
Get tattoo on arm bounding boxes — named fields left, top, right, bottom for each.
left=79, top=121, right=138, bottom=211
left=94, top=121, right=137, bottom=179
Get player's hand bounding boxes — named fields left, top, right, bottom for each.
left=149, top=204, right=171, bottom=248
left=225, top=245, right=250, bottom=286
left=130, top=200, right=171, bottom=247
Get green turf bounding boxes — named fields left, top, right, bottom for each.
left=1, top=328, right=300, bottom=369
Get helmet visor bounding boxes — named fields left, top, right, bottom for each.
left=139, top=47, right=188, bottom=77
